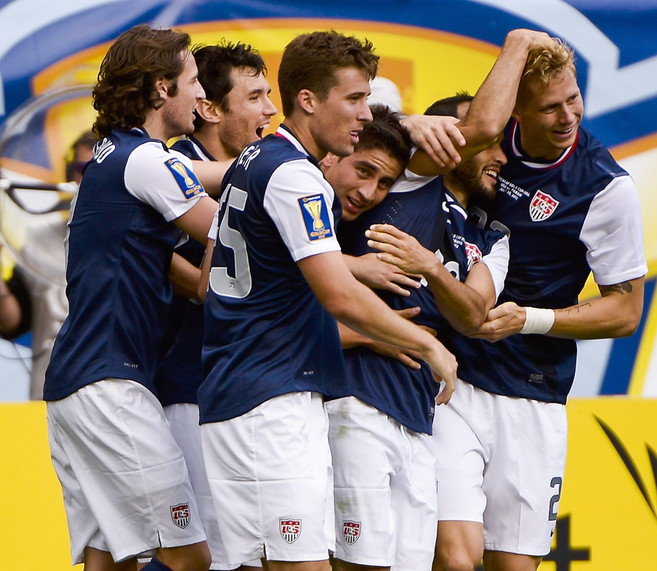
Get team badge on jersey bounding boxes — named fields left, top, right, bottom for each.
left=464, top=241, right=483, bottom=270
left=299, top=194, right=333, bottom=240
left=342, top=520, right=361, bottom=546
left=280, top=518, right=301, bottom=543
left=170, top=503, right=191, bottom=528
left=165, top=158, right=204, bottom=199
left=529, top=190, right=559, bottom=222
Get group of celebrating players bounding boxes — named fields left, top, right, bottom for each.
left=43, top=21, right=645, bottom=571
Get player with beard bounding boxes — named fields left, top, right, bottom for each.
left=395, top=36, right=647, bottom=571
left=157, top=41, right=277, bottom=571
left=197, top=30, right=459, bottom=571
left=335, top=92, right=509, bottom=570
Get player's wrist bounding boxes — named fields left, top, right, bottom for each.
left=520, top=307, right=555, bottom=335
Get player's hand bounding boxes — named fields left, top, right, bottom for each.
left=350, top=252, right=421, bottom=296
left=472, top=301, right=525, bottom=341
left=366, top=223, right=437, bottom=276
left=400, top=114, right=465, bottom=169
left=365, top=307, right=432, bottom=369
left=505, top=28, right=555, bottom=52
left=422, top=341, right=457, bottom=405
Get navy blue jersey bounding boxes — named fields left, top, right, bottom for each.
left=338, top=175, right=507, bottom=434
left=199, top=126, right=349, bottom=423
left=447, top=122, right=646, bottom=403
left=44, top=128, right=206, bottom=401
left=154, top=136, right=212, bottom=406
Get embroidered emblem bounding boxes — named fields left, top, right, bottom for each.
left=343, top=520, right=361, bottom=546
left=529, top=190, right=559, bottom=222
left=280, top=518, right=301, bottom=543
left=170, top=503, right=191, bottom=528
left=165, top=158, right=204, bottom=198
left=298, top=194, right=333, bottom=240
left=464, top=241, right=483, bottom=270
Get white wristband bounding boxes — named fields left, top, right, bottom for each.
left=520, top=307, right=555, bottom=335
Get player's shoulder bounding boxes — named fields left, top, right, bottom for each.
left=575, top=126, right=628, bottom=179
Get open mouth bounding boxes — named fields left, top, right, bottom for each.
left=483, top=169, right=499, bottom=181
left=346, top=196, right=364, bottom=212
left=255, top=123, right=270, bottom=139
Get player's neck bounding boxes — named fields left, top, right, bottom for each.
left=193, top=129, right=233, bottom=163
left=443, top=179, right=468, bottom=209
left=282, top=116, right=326, bottom=161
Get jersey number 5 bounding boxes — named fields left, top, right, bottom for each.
left=209, top=185, right=252, bottom=299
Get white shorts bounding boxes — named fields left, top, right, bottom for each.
left=164, top=403, right=224, bottom=570
left=201, top=392, right=334, bottom=568
left=433, top=379, right=567, bottom=556
left=46, top=379, right=206, bottom=565
left=326, top=396, right=437, bottom=569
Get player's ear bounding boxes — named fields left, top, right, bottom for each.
left=297, top=89, right=316, bottom=115
left=155, top=77, right=170, bottom=99
left=320, top=152, right=339, bottom=169
left=196, top=99, right=221, bottom=124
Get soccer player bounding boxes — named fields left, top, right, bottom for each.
left=329, top=93, right=511, bottom=570
left=161, top=40, right=277, bottom=571
left=414, top=37, right=646, bottom=571
left=197, top=30, right=457, bottom=571
left=44, top=25, right=218, bottom=571
left=322, top=28, right=551, bottom=571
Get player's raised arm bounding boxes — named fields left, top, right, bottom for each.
left=408, top=29, right=554, bottom=175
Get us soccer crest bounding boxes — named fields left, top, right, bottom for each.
left=464, top=241, right=482, bottom=271
left=342, top=520, right=361, bottom=546
left=529, top=190, right=559, bottom=222
left=170, top=503, right=191, bottom=528
left=280, top=518, right=301, bottom=543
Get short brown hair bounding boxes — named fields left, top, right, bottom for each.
left=92, top=25, right=191, bottom=138
left=278, top=30, right=379, bottom=116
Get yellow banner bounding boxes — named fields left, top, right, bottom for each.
left=1, top=398, right=656, bottom=570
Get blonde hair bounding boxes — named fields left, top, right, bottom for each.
left=522, top=37, right=576, bottom=85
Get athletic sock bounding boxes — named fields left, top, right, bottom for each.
left=140, top=559, right=173, bottom=571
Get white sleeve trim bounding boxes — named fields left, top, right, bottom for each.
left=263, top=160, right=342, bottom=262
left=124, top=142, right=206, bottom=222
left=481, top=234, right=509, bottom=300
left=580, top=175, right=647, bottom=286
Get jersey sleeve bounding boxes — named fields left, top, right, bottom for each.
left=263, top=159, right=342, bottom=262
left=207, top=204, right=220, bottom=243
left=124, top=141, right=207, bottom=222
left=579, top=175, right=647, bottom=286
left=481, top=234, right=510, bottom=300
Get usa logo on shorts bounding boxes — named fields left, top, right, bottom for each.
left=280, top=518, right=301, bottom=543
left=529, top=190, right=559, bottom=222
left=170, top=503, right=191, bottom=528
left=343, top=520, right=361, bottom=546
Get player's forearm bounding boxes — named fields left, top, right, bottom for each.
left=337, top=321, right=374, bottom=349
left=550, top=279, right=644, bottom=339
left=423, top=261, right=488, bottom=336
left=460, top=30, right=552, bottom=149
left=169, top=253, right=201, bottom=300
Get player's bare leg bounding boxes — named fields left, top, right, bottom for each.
left=433, top=521, right=483, bottom=571
left=331, top=560, right=389, bottom=570
left=266, top=560, right=329, bottom=571
left=155, top=541, right=212, bottom=571
left=482, top=551, right=541, bottom=571
left=84, top=547, right=138, bottom=571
